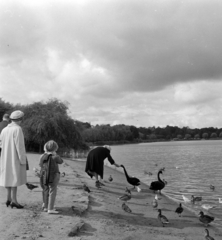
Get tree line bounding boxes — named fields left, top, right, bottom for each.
left=1, top=98, right=222, bottom=155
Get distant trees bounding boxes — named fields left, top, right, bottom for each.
left=210, top=133, right=217, bottom=138
left=202, top=133, right=208, bottom=139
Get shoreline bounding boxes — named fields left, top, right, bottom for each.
left=0, top=153, right=222, bottom=240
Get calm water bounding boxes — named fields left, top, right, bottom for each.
left=107, top=140, right=222, bottom=225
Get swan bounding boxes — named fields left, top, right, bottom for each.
left=157, top=209, right=169, bottom=227
left=198, top=211, right=214, bottom=227
left=204, top=228, right=215, bottom=240
left=149, top=170, right=165, bottom=194
left=120, top=165, right=140, bottom=188
left=175, top=203, right=183, bottom=217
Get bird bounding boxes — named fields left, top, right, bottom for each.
left=204, top=228, right=215, bottom=240
left=125, top=187, right=131, bottom=194
left=182, top=195, right=191, bottom=204
left=210, top=185, right=215, bottom=190
left=83, top=184, right=90, bottom=193
left=136, top=186, right=141, bottom=192
left=118, top=192, right=131, bottom=202
left=157, top=209, right=169, bottom=227
left=71, top=206, right=75, bottom=213
left=155, top=194, right=162, bottom=201
left=198, top=211, right=214, bottom=227
left=152, top=199, right=158, bottom=209
left=108, top=175, right=113, bottom=182
left=61, top=172, right=65, bottom=177
left=219, top=198, right=222, bottom=203
left=120, top=165, right=140, bottom=189
left=122, top=203, right=132, bottom=213
left=201, top=204, right=216, bottom=211
left=149, top=170, right=165, bottom=194
left=175, top=203, right=183, bottom=217
left=191, top=195, right=202, bottom=204
left=26, top=183, right=38, bottom=191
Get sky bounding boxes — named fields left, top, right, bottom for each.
left=1, top=0, right=222, bottom=128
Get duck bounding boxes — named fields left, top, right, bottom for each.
left=118, top=192, right=131, bottom=202
left=191, top=195, right=202, bottom=204
left=108, top=175, right=113, bottom=182
left=198, top=211, right=214, bottom=226
left=83, top=184, right=90, bottom=193
left=120, top=165, right=140, bottom=188
left=210, top=185, right=215, bottom=190
left=125, top=187, right=131, bottom=194
left=149, top=170, right=165, bottom=194
left=175, top=203, right=183, bottom=217
left=152, top=199, right=158, bottom=209
left=157, top=209, right=169, bottom=227
left=155, top=194, right=162, bottom=201
left=204, top=228, right=215, bottom=240
left=122, top=203, right=132, bottom=213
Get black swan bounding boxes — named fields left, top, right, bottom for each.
left=149, top=170, right=165, bottom=194
left=120, top=165, right=140, bottom=188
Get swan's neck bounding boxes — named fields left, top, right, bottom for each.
left=158, top=172, right=163, bottom=183
left=122, top=166, right=129, bottom=179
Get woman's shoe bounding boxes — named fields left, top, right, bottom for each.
left=5, top=200, right=11, bottom=207
left=48, top=210, right=59, bottom=214
left=10, top=202, right=24, bottom=209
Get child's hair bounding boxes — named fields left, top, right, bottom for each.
left=44, top=140, right=58, bottom=153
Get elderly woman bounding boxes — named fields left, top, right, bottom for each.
left=0, top=110, right=27, bottom=209
left=85, top=145, right=120, bottom=188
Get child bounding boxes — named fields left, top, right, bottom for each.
left=39, top=140, right=63, bottom=214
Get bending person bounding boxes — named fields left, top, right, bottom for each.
left=0, top=110, right=27, bottom=209
left=85, top=145, right=120, bottom=188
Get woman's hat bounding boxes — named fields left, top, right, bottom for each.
left=10, top=110, right=24, bottom=120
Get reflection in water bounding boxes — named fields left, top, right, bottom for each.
left=108, top=140, right=222, bottom=224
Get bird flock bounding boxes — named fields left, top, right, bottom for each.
left=29, top=163, right=220, bottom=239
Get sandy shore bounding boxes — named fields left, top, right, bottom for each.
left=0, top=153, right=222, bottom=240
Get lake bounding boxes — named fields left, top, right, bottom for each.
left=106, top=140, right=222, bottom=225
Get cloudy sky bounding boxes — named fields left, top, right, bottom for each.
left=1, top=0, right=222, bottom=128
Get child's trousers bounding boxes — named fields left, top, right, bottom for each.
left=42, top=173, right=60, bottom=210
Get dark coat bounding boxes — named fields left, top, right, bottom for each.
left=0, top=120, right=9, bottom=134
left=0, top=121, right=9, bottom=155
left=85, top=147, right=115, bottom=179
